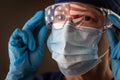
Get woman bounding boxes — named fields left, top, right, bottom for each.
left=6, top=0, right=120, bottom=80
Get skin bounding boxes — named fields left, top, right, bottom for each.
left=54, top=2, right=114, bottom=80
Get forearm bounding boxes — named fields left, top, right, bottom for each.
left=6, top=71, right=36, bottom=80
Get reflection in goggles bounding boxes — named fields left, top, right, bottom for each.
left=45, top=2, right=107, bottom=29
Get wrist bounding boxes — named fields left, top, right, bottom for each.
left=6, top=67, right=37, bottom=80
left=5, top=66, right=36, bottom=80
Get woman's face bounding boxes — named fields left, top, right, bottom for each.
left=53, top=2, right=105, bottom=29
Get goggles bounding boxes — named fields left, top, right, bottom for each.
left=45, top=2, right=111, bottom=29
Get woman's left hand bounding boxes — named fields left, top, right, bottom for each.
left=106, top=12, right=120, bottom=80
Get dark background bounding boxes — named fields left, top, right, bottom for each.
left=0, top=0, right=59, bottom=79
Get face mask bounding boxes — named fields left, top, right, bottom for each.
left=47, top=21, right=106, bottom=76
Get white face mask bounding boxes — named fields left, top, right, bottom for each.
left=47, top=21, right=106, bottom=76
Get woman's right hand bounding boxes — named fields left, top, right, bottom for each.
left=6, top=10, right=48, bottom=80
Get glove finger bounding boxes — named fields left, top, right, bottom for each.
left=106, top=28, right=119, bottom=48
left=9, top=28, right=36, bottom=51
left=9, top=28, right=28, bottom=62
left=111, top=42, right=120, bottom=59
left=23, top=30, right=36, bottom=51
left=22, top=10, right=45, bottom=32
left=9, top=28, right=28, bottom=47
left=108, top=13, right=120, bottom=29
left=29, top=26, right=48, bottom=67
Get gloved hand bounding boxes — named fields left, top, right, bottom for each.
left=106, top=13, right=120, bottom=80
left=6, top=10, right=48, bottom=80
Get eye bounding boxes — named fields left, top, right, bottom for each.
left=54, top=14, right=65, bottom=22
left=83, top=16, right=97, bottom=22
left=84, top=16, right=92, bottom=21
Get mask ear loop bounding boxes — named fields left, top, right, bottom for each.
left=99, top=49, right=109, bottom=59
left=98, top=8, right=113, bottom=59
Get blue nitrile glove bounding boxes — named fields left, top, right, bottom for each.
left=6, top=10, right=48, bottom=80
left=106, top=13, right=120, bottom=80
